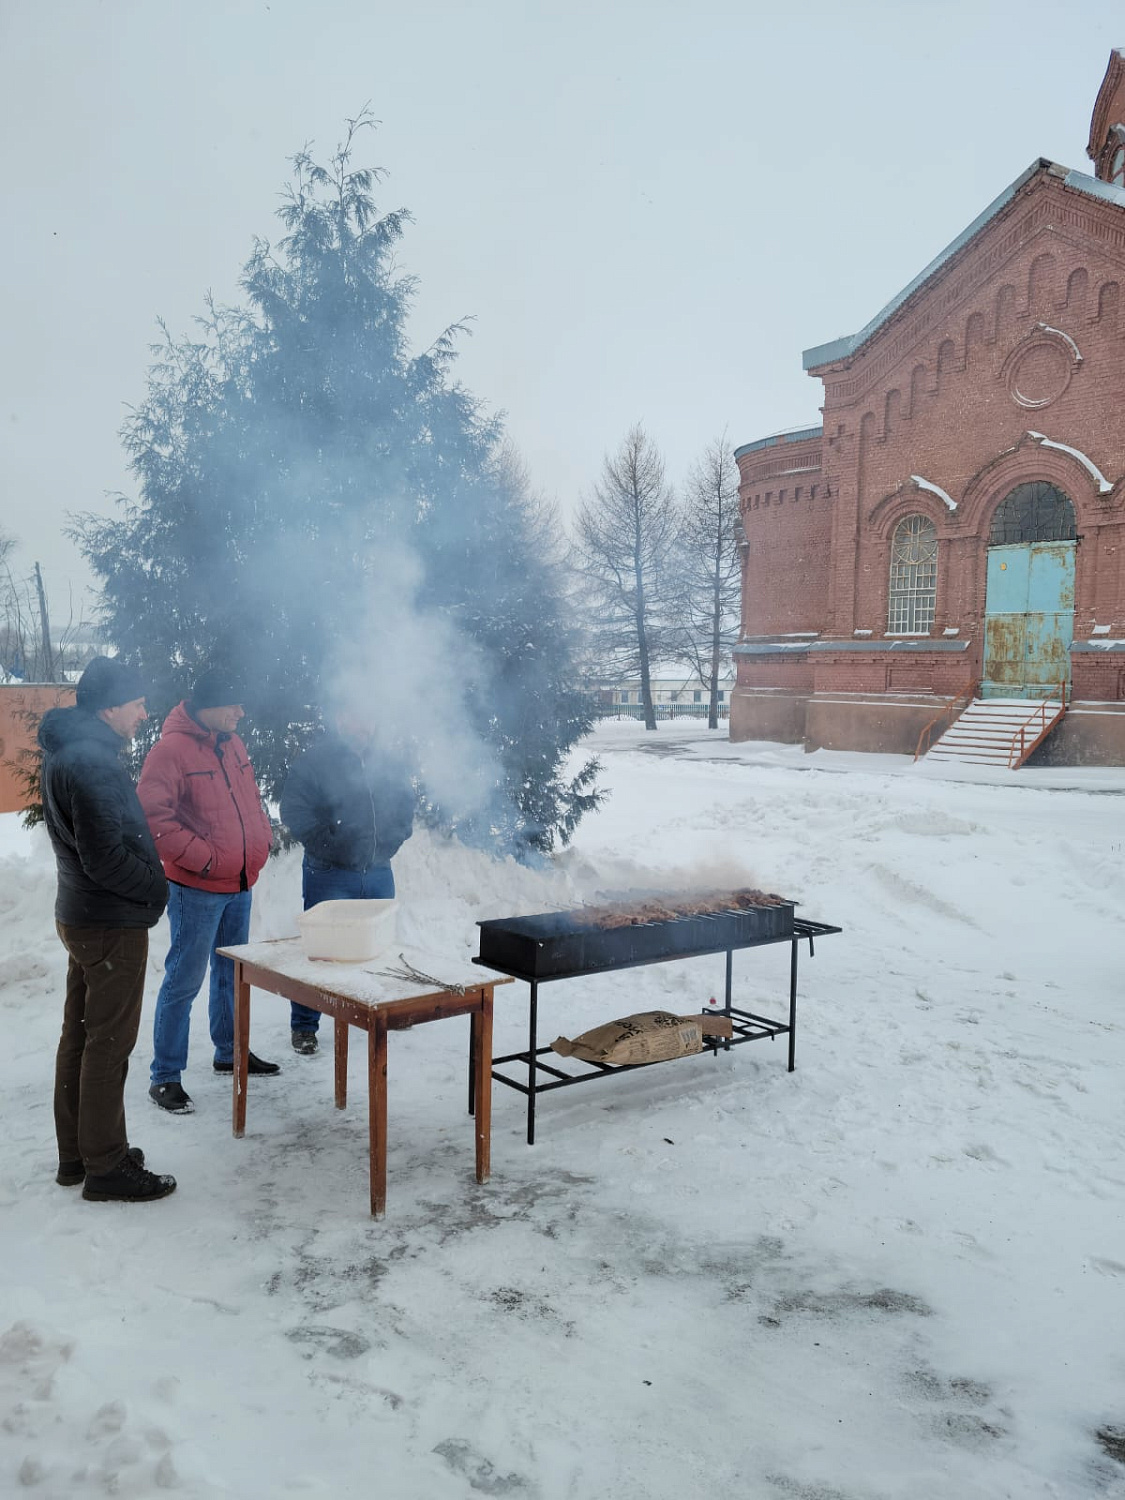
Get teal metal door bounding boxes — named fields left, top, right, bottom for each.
left=983, top=542, right=1074, bottom=698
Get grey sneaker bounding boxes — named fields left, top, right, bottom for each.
left=149, top=1082, right=195, bottom=1114
left=291, top=1030, right=319, bottom=1056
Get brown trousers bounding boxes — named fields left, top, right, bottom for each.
left=54, top=923, right=148, bottom=1176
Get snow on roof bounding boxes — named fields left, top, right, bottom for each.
left=734, top=425, right=823, bottom=459
left=1063, top=167, right=1125, bottom=208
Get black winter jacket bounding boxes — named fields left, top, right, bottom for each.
left=280, top=734, right=415, bottom=872
left=38, top=707, right=169, bottom=928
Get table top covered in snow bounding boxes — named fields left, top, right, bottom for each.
left=217, top=938, right=510, bottom=1009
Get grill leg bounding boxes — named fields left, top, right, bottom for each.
left=724, top=948, right=733, bottom=1051
left=527, top=980, right=538, bottom=1146
left=788, top=937, right=799, bottom=1072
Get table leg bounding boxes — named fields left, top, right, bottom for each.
left=471, top=989, right=492, bottom=1184
left=468, top=1011, right=476, bottom=1117
left=368, top=1018, right=388, bottom=1219
left=233, top=962, right=249, bottom=1138
left=334, top=1016, right=349, bottom=1110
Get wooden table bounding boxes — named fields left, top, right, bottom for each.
left=217, top=940, right=511, bottom=1217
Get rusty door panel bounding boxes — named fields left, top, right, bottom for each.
left=983, top=541, right=1074, bottom=699
left=1027, top=543, right=1075, bottom=612
left=1025, top=543, right=1075, bottom=690
left=984, top=614, right=1026, bottom=688
left=1024, top=613, right=1072, bottom=685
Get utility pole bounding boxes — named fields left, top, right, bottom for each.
left=33, top=562, right=54, bottom=682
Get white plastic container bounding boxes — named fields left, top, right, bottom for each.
left=296, top=899, right=398, bottom=962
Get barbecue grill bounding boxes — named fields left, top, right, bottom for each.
left=472, top=891, right=841, bottom=1142
left=477, top=892, right=794, bottom=980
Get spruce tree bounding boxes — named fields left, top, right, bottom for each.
left=77, top=115, right=599, bottom=855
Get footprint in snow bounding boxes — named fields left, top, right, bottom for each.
left=902, top=1367, right=1010, bottom=1451
left=869, top=865, right=978, bottom=927
left=285, top=1325, right=371, bottom=1360
left=961, top=1141, right=1007, bottom=1166
left=433, top=1438, right=534, bottom=1495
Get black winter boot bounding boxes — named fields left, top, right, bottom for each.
left=213, top=1052, right=280, bottom=1075
left=57, top=1145, right=145, bottom=1187
left=82, top=1153, right=176, bottom=1202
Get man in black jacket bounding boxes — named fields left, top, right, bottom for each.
left=280, top=713, right=415, bottom=1054
left=38, top=656, right=177, bottom=1202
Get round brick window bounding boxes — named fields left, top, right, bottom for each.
left=1005, top=338, right=1073, bottom=409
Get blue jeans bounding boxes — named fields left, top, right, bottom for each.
left=291, top=859, right=395, bottom=1032
left=150, top=883, right=253, bottom=1083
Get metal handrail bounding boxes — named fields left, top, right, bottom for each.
left=914, top=679, right=980, bottom=761
left=1008, top=680, right=1068, bottom=769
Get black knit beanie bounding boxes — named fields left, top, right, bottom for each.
left=75, top=656, right=146, bottom=711
left=190, top=668, right=245, bottom=710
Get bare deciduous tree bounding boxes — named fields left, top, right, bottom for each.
left=572, top=425, right=680, bottom=731
left=0, top=531, right=90, bottom=683
left=672, top=435, right=742, bottom=728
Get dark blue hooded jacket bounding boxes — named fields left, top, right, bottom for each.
left=280, top=734, right=414, bottom=871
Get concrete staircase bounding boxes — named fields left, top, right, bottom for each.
left=925, top=696, right=1066, bottom=769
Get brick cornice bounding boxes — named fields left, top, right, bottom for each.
left=815, top=181, right=1125, bottom=409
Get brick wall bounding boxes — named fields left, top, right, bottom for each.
left=736, top=431, right=831, bottom=638
left=734, top=166, right=1125, bottom=745
left=0, top=685, right=74, bottom=814
left=815, top=172, right=1125, bottom=660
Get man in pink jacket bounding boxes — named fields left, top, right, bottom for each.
left=138, top=668, right=279, bottom=1114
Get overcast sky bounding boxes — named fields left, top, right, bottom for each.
left=1, top=0, right=1120, bottom=612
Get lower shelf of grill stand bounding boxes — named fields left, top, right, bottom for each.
left=491, top=1005, right=790, bottom=1097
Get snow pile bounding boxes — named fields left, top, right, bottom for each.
left=1, top=723, right=1123, bottom=1498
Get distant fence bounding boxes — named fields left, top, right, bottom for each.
left=593, top=703, right=730, bottom=722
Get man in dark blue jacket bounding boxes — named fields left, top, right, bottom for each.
left=280, top=713, right=415, bottom=1053
left=38, top=656, right=177, bottom=1202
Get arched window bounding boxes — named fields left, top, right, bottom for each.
left=989, top=482, right=1075, bottom=544
left=888, top=515, right=937, bottom=634
left=1111, top=144, right=1125, bottom=188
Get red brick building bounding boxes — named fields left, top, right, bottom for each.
left=732, top=50, right=1125, bottom=763
left=0, top=684, right=74, bottom=813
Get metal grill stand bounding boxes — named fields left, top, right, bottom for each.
left=472, top=915, right=841, bottom=1144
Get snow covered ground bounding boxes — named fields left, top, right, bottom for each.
left=2, top=720, right=1123, bottom=1498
